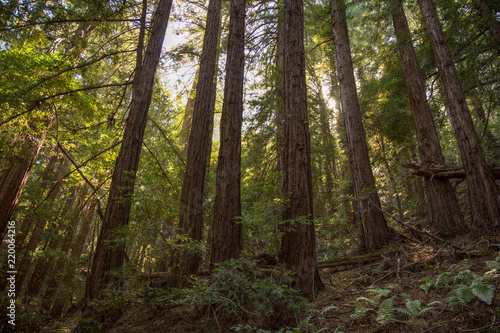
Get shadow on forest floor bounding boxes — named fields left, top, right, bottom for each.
left=46, top=235, right=500, bottom=333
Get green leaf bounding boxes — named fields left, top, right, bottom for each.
left=471, top=284, right=495, bottom=305
left=376, top=297, right=395, bottom=325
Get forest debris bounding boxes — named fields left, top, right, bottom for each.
left=318, top=253, right=382, bottom=269
left=402, top=163, right=500, bottom=179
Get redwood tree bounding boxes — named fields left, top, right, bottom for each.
left=75, top=0, right=173, bottom=329
left=211, top=0, right=246, bottom=265
left=391, top=0, right=465, bottom=238
left=175, top=0, right=221, bottom=280
left=418, top=0, right=500, bottom=232
left=280, top=0, right=323, bottom=300
left=331, top=0, right=391, bottom=251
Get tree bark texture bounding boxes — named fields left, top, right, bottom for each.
left=331, top=0, right=391, bottom=251
left=78, top=0, right=172, bottom=328
left=281, top=0, right=323, bottom=300
left=211, top=0, right=246, bottom=265
left=391, top=0, right=465, bottom=238
left=418, top=0, right=500, bottom=232
left=175, top=0, right=221, bottom=280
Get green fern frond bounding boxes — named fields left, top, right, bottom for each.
left=376, top=296, right=395, bottom=325
left=471, top=284, right=495, bottom=305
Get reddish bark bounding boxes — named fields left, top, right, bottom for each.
left=331, top=0, right=391, bottom=251
left=391, top=0, right=465, bottom=238
left=280, top=0, right=323, bottom=300
left=418, top=0, right=500, bottom=232
left=211, top=0, right=246, bottom=265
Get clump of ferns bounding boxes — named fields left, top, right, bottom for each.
left=420, top=259, right=497, bottom=307
left=350, top=285, right=440, bottom=325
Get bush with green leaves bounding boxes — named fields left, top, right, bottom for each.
left=166, top=256, right=311, bottom=331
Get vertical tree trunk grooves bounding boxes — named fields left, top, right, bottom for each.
left=418, top=0, right=500, bottom=232
left=281, top=0, right=323, bottom=300
left=331, top=0, right=391, bottom=251
left=174, top=0, right=221, bottom=283
left=75, top=0, right=172, bottom=330
left=210, top=0, right=246, bottom=265
left=391, top=0, right=465, bottom=238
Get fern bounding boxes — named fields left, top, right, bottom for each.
left=350, top=300, right=369, bottom=320
left=376, top=297, right=395, bottom=325
left=470, top=282, right=495, bottom=305
left=397, top=294, right=439, bottom=318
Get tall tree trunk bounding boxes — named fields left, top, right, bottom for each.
left=210, top=0, right=246, bottom=265
left=391, top=0, right=465, bottom=238
left=471, top=0, right=500, bottom=45
left=276, top=0, right=285, bottom=193
left=306, top=64, right=338, bottom=215
left=75, top=0, right=173, bottom=330
left=0, top=131, right=48, bottom=241
left=418, top=0, right=500, bottom=232
left=281, top=0, right=323, bottom=300
left=330, top=0, right=391, bottom=251
left=174, top=0, right=221, bottom=283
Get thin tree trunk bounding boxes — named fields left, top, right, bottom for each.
left=280, top=0, right=323, bottom=300
left=50, top=199, right=97, bottom=318
left=210, top=0, right=246, bottom=265
left=24, top=186, right=84, bottom=298
left=179, top=71, right=199, bottom=153
left=418, top=0, right=500, bottom=232
left=471, top=0, right=500, bottom=45
left=76, top=0, right=173, bottom=330
left=13, top=157, right=69, bottom=295
left=391, top=0, right=465, bottom=237
left=331, top=0, right=391, bottom=251
left=378, top=124, right=404, bottom=221
left=276, top=0, right=285, bottom=193
left=174, top=0, right=221, bottom=284
left=28, top=186, right=88, bottom=303
left=15, top=152, right=59, bottom=250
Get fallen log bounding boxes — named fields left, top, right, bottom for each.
left=401, top=163, right=500, bottom=179
left=318, top=253, right=382, bottom=269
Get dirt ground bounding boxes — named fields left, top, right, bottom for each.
left=50, top=235, right=500, bottom=333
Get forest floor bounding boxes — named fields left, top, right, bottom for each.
left=47, top=235, right=500, bottom=333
